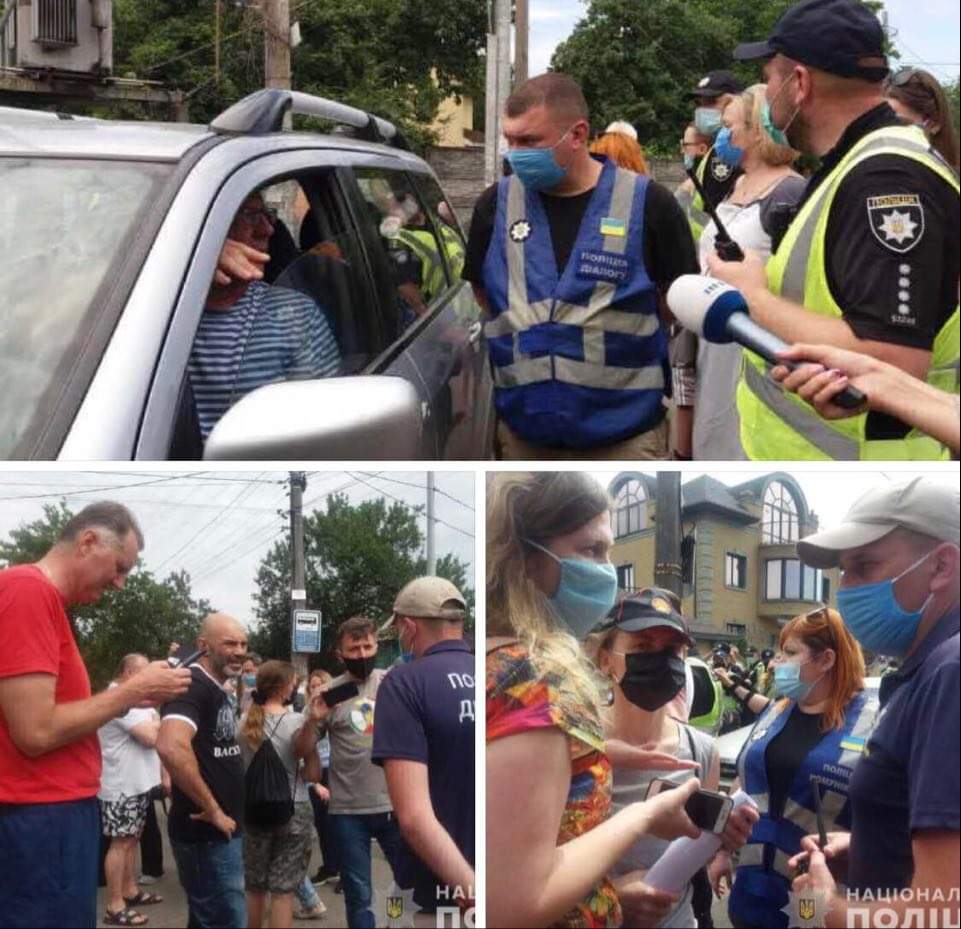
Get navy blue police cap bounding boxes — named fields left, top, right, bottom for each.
left=734, top=0, right=889, bottom=81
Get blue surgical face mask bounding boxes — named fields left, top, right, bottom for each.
left=714, top=127, right=744, bottom=168
left=682, top=153, right=698, bottom=171
left=694, top=107, right=722, bottom=137
left=506, top=126, right=573, bottom=192
left=773, top=658, right=823, bottom=701
left=762, top=73, right=799, bottom=148
left=837, top=549, right=938, bottom=657
left=243, top=673, right=256, bottom=687
left=526, top=539, right=618, bottom=639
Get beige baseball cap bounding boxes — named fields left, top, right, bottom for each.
left=393, top=576, right=467, bottom=621
left=797, top=477, right=960, bottom=569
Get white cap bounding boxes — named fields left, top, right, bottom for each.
left=797, top=477, right=960, bottom=568
left=605, top=120, right=637, bottom=140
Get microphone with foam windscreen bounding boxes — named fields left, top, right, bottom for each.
left=667, top=275, right=866, bottom=410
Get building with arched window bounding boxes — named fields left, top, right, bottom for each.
left=608, top=472, right=839, bottom=650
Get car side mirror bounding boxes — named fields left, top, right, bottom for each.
left=203, top=376, right=423, bottom=460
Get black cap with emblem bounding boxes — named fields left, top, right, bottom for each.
left=733, top=0, right=889, bottom=82
left=690, top=70, right=744, bottom=98
left=596, top=587, right=695, bottom=646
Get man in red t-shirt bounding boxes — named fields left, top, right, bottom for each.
left=0, top=501, right=192, bottom=929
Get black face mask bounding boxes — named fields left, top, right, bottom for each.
left=343, top=655, right=376, bottom=680
left=617, top=649, right=687, bottom=712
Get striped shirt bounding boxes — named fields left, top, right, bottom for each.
left=189, top=281, right=340, bottom=439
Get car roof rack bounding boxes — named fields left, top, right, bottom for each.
left=209, top=89, right=410, bottom=150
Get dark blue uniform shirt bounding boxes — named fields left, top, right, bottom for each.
left=371, top=640, right=475, bottom=912
left=847, top=607, right=960, bottom=894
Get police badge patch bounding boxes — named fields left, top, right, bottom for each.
left=867, top=194, right=925, bottom=253
left=711, top=158, right=732, bottom=182
left=509, top=219, right=532, bottom=243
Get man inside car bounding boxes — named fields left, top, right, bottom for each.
left=188, top=192, right=342, bottom=440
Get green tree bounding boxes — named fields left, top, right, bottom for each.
left=249, top=493, right=474, bottom=668
left=110, top=0, right=485, bottom=151
left=1, top=502, right=212, bottom=690
left=944, top=77, right=961, bottom=142
left=550, top=0, right=888, bottom=154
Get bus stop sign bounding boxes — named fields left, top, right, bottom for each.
left=292, top=609, right=322, bottom=653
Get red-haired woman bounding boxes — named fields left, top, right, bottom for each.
left=710, top=608, right=876, bottom=929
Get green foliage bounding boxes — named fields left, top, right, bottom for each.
left=551, top=0, right=891, bottom=152
left=944, top=77, right=961, bottom=142
left=1, top=502, right=212, bottom=690
left=110, top=0, right=485, bottom=150
left=249, top=493, right=474, bottom=669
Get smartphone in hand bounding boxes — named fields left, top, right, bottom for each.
left=323, top=682, right=360, bottom=708
left=646, top=777, right=734, bottom=834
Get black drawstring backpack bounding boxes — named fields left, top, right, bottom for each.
left=244, top=716, right=295, bottom=828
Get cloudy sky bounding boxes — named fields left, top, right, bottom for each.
left=0, top=469, right=475, bottom=625
left=589, top=468, right=960, bottom=531
left=527, top=0, right=959, bottom=82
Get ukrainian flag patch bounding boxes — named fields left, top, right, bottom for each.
left=839, top=737, right=865, bottom=752
left=600, top=216, right=626, bottom=237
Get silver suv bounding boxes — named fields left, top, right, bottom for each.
left=0, top=90, right=493, bottom=460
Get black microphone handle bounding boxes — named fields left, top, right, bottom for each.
left=726, top=314, right=866, bottom=410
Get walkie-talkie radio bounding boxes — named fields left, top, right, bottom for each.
left=685, top=168, right=745, bottom=262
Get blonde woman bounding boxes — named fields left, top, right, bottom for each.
left=486, top=472, right=703, bottom=928
left=683, top=83, right=805, bottom=461
left=238, top=661, right=323, bottom=929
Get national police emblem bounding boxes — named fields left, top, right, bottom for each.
left=509, top=219, right=532, bottom=242
left=867, top=194, right=924, bottom=253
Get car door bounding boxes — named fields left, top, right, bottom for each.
left=343, top=164, right=487, bottom=459
left=409, top=169, right=494, bottom=459
left=133, top=144, right=436, bottom=460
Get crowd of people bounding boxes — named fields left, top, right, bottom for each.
left=465, top=0, right=959, bottom=461
left=485, top=472, right=959, bottom=928
left=0, top=501, right=475, bottom=929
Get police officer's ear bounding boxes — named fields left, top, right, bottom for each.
left=569, top=118, right=591, bottom=149
left=928, top=543, right=960, bottom=597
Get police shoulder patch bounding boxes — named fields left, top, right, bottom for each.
left=866, top=194, right=925, bottom=253
left=509, top=219, right=532, bottom=243
left=711, top=159, right=731, bottom=182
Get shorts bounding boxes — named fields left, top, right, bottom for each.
left=100, top=792, right=150, bottom=838
left=244, top=802, right=313, bottom=894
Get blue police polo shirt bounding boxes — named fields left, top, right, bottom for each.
left=847, top=607, right=960, bottom=894
left=371, top=640, right=475, bottom=912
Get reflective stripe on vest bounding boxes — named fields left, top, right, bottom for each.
left=396, top=228, right=446, bottom=301
left=739, top=125, right=960, bottom=460
left=735, top=691, right=878, bottom=883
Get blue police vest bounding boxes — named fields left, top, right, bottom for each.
left=480, top=158, right=666, bottom=449
left=730, top=690, right=879, bottom=928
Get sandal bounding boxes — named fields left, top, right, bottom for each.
left=124, top=891, right=163, bottom=906
left=104, top=907, right=149, bottom=926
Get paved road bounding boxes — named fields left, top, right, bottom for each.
left=97, top=805, right=392, bottom=927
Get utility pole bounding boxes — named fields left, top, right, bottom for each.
left=289, top=471, right=308, bottom=681
left=426, top=472, right=436, bottom=575
left=515, top=0, right=529, bottom=87
left=214, top=0, right=221, bottom=88
left=262, top=0, right=291, bottom=126
left=484, top=0, right=511, bottom=186
left=654, top=472, right=683, bottom=598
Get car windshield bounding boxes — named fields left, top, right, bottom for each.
left=0, top=157, right=170, bottom=457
